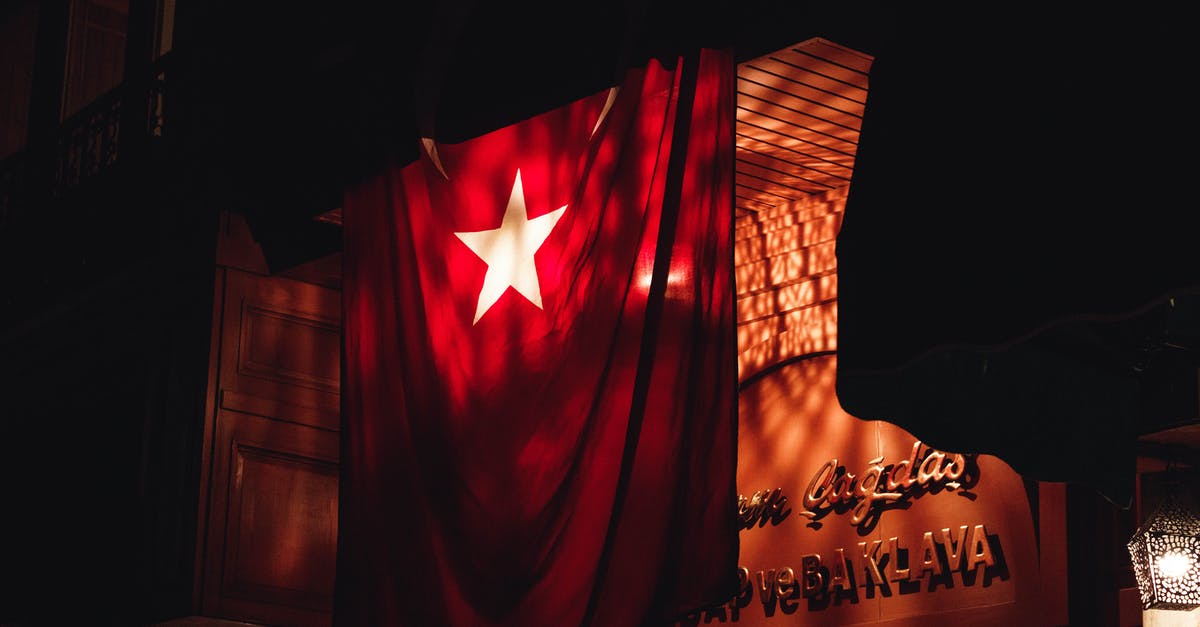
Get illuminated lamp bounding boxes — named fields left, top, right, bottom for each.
left=1127, top=477, right=1200, bottom=610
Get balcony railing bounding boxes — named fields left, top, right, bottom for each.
left=0, top=55, right=172, bottom=237
left=54, top=87, right=123, bottom=195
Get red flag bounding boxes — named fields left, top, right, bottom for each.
left=337, top=49, right=737, bottom=627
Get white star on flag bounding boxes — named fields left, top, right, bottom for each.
left=454, top=169, right=567, bottom=324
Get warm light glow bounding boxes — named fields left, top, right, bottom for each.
left=638, top=270, right=687, bottom=291
left=1127, top=491, right=1200, bottom=610
left=454, top=169, right=567, bottom=324
left=1159, top=551, right=1194, bottom=579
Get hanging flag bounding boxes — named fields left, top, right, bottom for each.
left=336, top=48, right=738, bottom=627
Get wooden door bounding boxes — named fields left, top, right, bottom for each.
left=199, top=265, right=341, bottom=627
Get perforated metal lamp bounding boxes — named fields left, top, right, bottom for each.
left=1127, top=487, right=1200, bottom=610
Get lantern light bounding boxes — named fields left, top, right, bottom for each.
left=1127, top=479, right=1200, bottom=611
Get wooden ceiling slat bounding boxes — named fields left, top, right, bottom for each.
left=735, top=134, right=855, bottom=179
left=739, top=61, right=867, bottom=114
left=736, top=84, right=861, bottom=143
left=774, top=47, right=871, bottom=91
left=732, top=36, right=873, bottom=210
left=797, top=38, right=875, bottom=75
left=735, top=112, right=857, bottom=162
left=736, top=79, right=863, bottom=131
left=736, top=116, right=857, bottom=166
left=737, top=151, right=850, bottom=188
left=735, top=99, right=859, bottom=155
left=734, top=58, right=868, bottom=107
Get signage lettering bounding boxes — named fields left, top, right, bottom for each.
left=799, top=554, right=823, bottom=597
left=801, top=440, right=968, bottom=527
left=738, top=488, right=790, bottom=529
left=678, top=522, right=1003, bottom=625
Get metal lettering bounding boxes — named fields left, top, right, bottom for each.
left=829, top=471, right=856, bottom=505
left=800, top=554, right=824, bottom=597
left=856, top=540, right=886, bottom=586
left=918, top=531, right=944, bottom=577
left=829, top=548, right=851, bottom=591
left=802, top=459, right=837, bottom=514
left=966, top=524, right=996, bottom=572
left=729, top=567, right=752, bottom=612
left=941, top=525, right=970, bottom=571
left=916, top=450, right=946, bottom=483
left=886, top=441, right=922, bottom=491
left=801, top=440, right=970, bottom=527
left=755, top=569, right=778, bottom=604
left=942, top=453, right=967, bottom=486
left=738, top=488, right=788, bottom=528
left=887, top=536, right=910, bottom=581
left=775, top=567, right=796, bottom=599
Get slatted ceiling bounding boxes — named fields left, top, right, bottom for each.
left=736, top=159, right=836, bottom=195
left=737, top=151, right=850, bottom=189
left=741, top=52, right=869, bottom=92
left=735, top=37, right=873, bottom=217
left=745, top=64, right=867, bottom=110
left=736, top=93, right=862, bottom=148
left=737, top=119, right=856, bottom=167
left=785, top=38, right=874, bottom=83
left=735, top=134, right=854, bottom=176
left=769, top=50, right=871, bottom=92
left=735, top=134, right=851, bottom=188
left=738, top=63, right=867, bottom=119
left=735, top=117, right=860, bottom=164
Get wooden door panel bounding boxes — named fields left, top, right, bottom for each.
left=204, top=409, right=338, bottom=627
left=218, top=270, right=340, bottom=431
left=201, top=265, right=341, bottom=627
left=238, top=304, right=340, bottom=394
left=226, top=437, right=338, bottom=609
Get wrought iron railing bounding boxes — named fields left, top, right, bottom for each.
left=0, top=54, right=174, bottom=237
left=51, top=52, right=174, bottom=198
left=54, top=87, right=123, bottom=195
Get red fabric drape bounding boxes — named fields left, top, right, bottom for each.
left=337, top=48, right=737, bottom=627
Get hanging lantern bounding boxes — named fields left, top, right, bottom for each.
left=1127, top=488, right=1200, bottom=610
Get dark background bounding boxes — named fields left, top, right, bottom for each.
left=1, top=1, right=1197, bottom=625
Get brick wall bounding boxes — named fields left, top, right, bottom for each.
left=735, top=186, right=846, bottom=382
